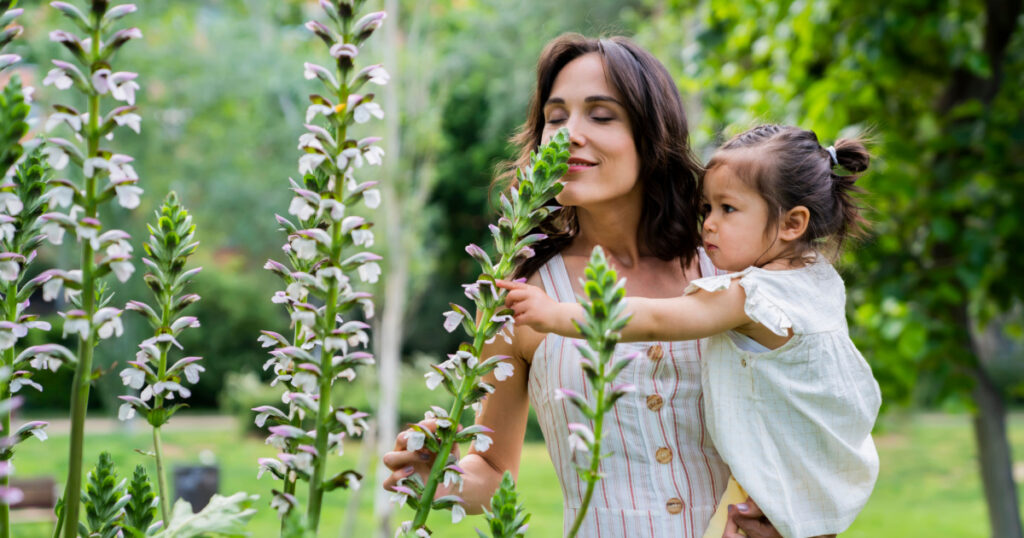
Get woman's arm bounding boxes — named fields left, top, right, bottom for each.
left=498, top=279, right=750, bottom=342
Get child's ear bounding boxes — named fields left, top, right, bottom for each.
left=778, top=206, right=810, bottom=241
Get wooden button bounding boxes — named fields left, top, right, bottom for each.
left=655, top=447, right=672, bottom=464
left=741, top=358, right=748, bottom=367
left=647, top=344, right=664, bottom=361
left=646, top=394, right=664, bottom=411
left=666, top=497, right=684, bottom=514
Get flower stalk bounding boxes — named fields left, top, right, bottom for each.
left=117, top=192, right=204, bottom=526
left=0, top=4, right=65, bottom=535
left=395, top=129, right=570, bottom=535
left=562, top=246, right=636, bottom=538
left=254, top=0, right=386, bottom=532
left=40, top=2, right=143, bottom=535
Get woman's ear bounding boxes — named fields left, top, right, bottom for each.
left=778, top=206, right=810, bottom=241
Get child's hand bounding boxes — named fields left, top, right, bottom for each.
left=496, top=279, right=575, bottom=335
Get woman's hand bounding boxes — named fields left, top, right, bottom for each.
left=381, top=419, right=460, bottom=494
left=723, top=497, right=783, bottom=538
left=496, top=279, right=580, bottom=335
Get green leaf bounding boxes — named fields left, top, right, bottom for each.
left=151, top=492, right=258, bottom=538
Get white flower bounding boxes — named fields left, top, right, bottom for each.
left=108, top=72, right=140, bottom=105
left=45, top=112, right=82, bottom=133
left=291, top=237, right=318, bottom=260
left=41, top=221, right=65, bottom=245
left=114, top=184, right=142, bottom=209
left=286, top=282, right=307, bottom=301
left=451, top=503, right=466, bottom=524
left=118, top=402, right=135, bottom=421
left=270, top=493, right=294, bottom=516
left=0, top=260, right=19, bottom=282
left=288, top=196, right=316, bottom=221
left=357, top=262, right=381, bottom=284
left=111, top=259, right=134, bottom=283
left=42, top=276, right=63, bottom=301
left=442, top=310, right=463, bottom=333
left=43, top=67, right=73, bottom=90
left=367, top=66, right=390, bottom=85
left=119, top=367, right=145, bottom=389
left=473, top=433, right=493, bottom=452
left=291, top=371, right=318, bottom=394
left=113, top=112, right=142, bottom=133
left=318, top=198, right=345, bottom=222
left=94, top=309, right=124, bottom=340
left=363, top=189, right=381, bottom=209
left=494, top=361, right=515, bottom=381
left=339, top=148, right=363, bottom=169
left=0, top=222, right=13, bottom=243
left=405, top=430, right=425, bottom=451
left=41, top=146, right=69, bottom=170
left=63, top=318, right=90, bottom=340
left=353, top=102, right=384, bottom=124
left=364, top=145, right=385, bottom=166
left=183, top=362, right=205, bottom=384
left=298, top=153, right=326, bottom=175
left=0, top=193, right=22, bottom=215
left=153, top=381, right=190, bottom=399
left=424, top=371, right=443, bottom=390
left=352, top=229, right=374, bottom=247
left=0, top=330, right=16, bottom=350
left=305, top=104, right=334, bottom=123
left=29, top=353, right=62, bottom=373
left=44, top=185, right=75, bottom=208
left=567, top=433, right=588, bottom=453
left=443, top=468, right=463, bottom=492
left=10, top=377, right=42, bottom=393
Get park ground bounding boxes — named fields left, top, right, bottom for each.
left=10, top=412, right=1023, bottom=537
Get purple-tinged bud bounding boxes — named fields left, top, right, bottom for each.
left=354, top=11, right=386, bottom=43
left=304, top=20, right=334, bottom=46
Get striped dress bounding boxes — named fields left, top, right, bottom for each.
left=528, top=251, right=730, bottom=537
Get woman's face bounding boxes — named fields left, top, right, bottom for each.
left=540, top=53, right=640, bottom=209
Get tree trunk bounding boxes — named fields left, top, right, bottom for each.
left=971, top=362, right=1023, bottom=538
left=374, top=0, right=403, bottom=534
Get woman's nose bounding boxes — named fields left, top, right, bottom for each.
left=566, top=115, right=587, bottom=146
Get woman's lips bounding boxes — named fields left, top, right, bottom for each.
left=567, top=157, right=596, bottom=173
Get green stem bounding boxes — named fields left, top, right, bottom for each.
left=1, top=282, right=16, bottom=538
left=566, top=381, right=606, bottom=538
left=152, top=426, right=170, bottom=524
left=305, top=103, right=348, bottom=530
left=60, top=22, right=101, bottom=537
left=410, top=306, right=494, bottom=529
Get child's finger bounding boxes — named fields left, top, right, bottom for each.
left=495, top=279, right=525, bottom=291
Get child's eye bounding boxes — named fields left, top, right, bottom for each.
left=723, top=205, right=736, bottom=214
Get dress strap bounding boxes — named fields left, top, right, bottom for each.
left=538, top=253, right=577, bottom=303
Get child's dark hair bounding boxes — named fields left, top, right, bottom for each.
left=706, top=124, right=870, bottom=259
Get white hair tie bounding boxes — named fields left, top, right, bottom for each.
left=825, top=146, right=838, bottom=167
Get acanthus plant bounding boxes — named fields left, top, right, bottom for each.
left=559, top=246, right=636, bottom=538
left=391, top=129, right=570, bottom=536
left=36, top=1, right=143, bottom=535
left=253, top=0, right=387, bottom=532
left=117, top=192, right=204, bottom=525
left=0, top=2, right=58, bottom=534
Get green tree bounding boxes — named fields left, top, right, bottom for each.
left=636, top=1, right=1024, bottom=534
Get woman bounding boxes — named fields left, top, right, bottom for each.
left=384, top=34, right=779, bottom=538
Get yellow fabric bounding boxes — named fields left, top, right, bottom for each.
left=702, top=476, right=748, bottom=538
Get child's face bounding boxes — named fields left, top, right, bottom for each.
left=700, top=163, right=776, bottom=271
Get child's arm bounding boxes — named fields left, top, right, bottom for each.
left=497, top=279, right=751, bottom=342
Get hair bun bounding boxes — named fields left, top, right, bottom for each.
left=833, top=138, right=870, bottom=173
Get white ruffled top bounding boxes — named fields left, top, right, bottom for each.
left=684, top=258, right=881, bottom=538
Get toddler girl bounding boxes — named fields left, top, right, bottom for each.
left=498, top=125, right=881, bottom=538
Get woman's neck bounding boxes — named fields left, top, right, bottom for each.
left=571, top=203, right=644, bottom=268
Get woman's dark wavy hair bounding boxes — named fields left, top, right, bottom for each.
left=500, top=33, right=703, bottom=279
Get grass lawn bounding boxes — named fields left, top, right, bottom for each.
left=11, top=412, right=1024, bottom=536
